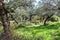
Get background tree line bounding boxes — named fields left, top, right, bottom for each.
left=4, top=0, right=60, bottom=26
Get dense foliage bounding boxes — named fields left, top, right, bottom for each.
left=0, top=0, right=60, bottom=40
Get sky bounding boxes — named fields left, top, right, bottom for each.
left=34, top=0, right=58, bottom=8
left=33, top=0, right=43, bottom=8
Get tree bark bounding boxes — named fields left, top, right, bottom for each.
left=43, top=16, right=49, bottom=26
left=29, top=14, right=32, bottom=22
left=0, top=9, right=12, bottom=40
left=43, top=14, right=54, bottom=26
left=0, top=3, right=12, bottom=40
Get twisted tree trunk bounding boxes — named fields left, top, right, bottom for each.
left=43, top=14, right=54, bottom=26
left=0, top=2, right=12, bottom=40
left=43, top=16, right=49, bottom=26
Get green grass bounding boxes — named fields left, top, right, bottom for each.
left=12, top=22, right=60, bottom=40
left=0, top=22, right=60, bottom=40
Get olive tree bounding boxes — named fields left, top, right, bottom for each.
left=35, top=0, right=58, bottom=25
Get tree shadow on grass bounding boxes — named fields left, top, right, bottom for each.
left=15, top=23, right=60, bottom=32
left=15, top=25, right=26, bottom=29
left=30, top=23, right=60, bottom=30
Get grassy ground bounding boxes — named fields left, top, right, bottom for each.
left=12, top=22, right=60, bottom=40
left=0, top=22, right=60, bottom=40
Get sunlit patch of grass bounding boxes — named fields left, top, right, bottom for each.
left=0, top=22, right=60, bottom=40
left=47, top=21, right=60, bottom=25
left=12, top=22, right=60, bottom=40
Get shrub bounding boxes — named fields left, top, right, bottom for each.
left=49, top=15, right=60, bottom=22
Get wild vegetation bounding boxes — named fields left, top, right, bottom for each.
left=0, top=0, right=60, bottom=40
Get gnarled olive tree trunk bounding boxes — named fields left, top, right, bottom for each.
left=0, top=2, right=12, bottom=40
left=43, top=14, right=54, bottom=26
